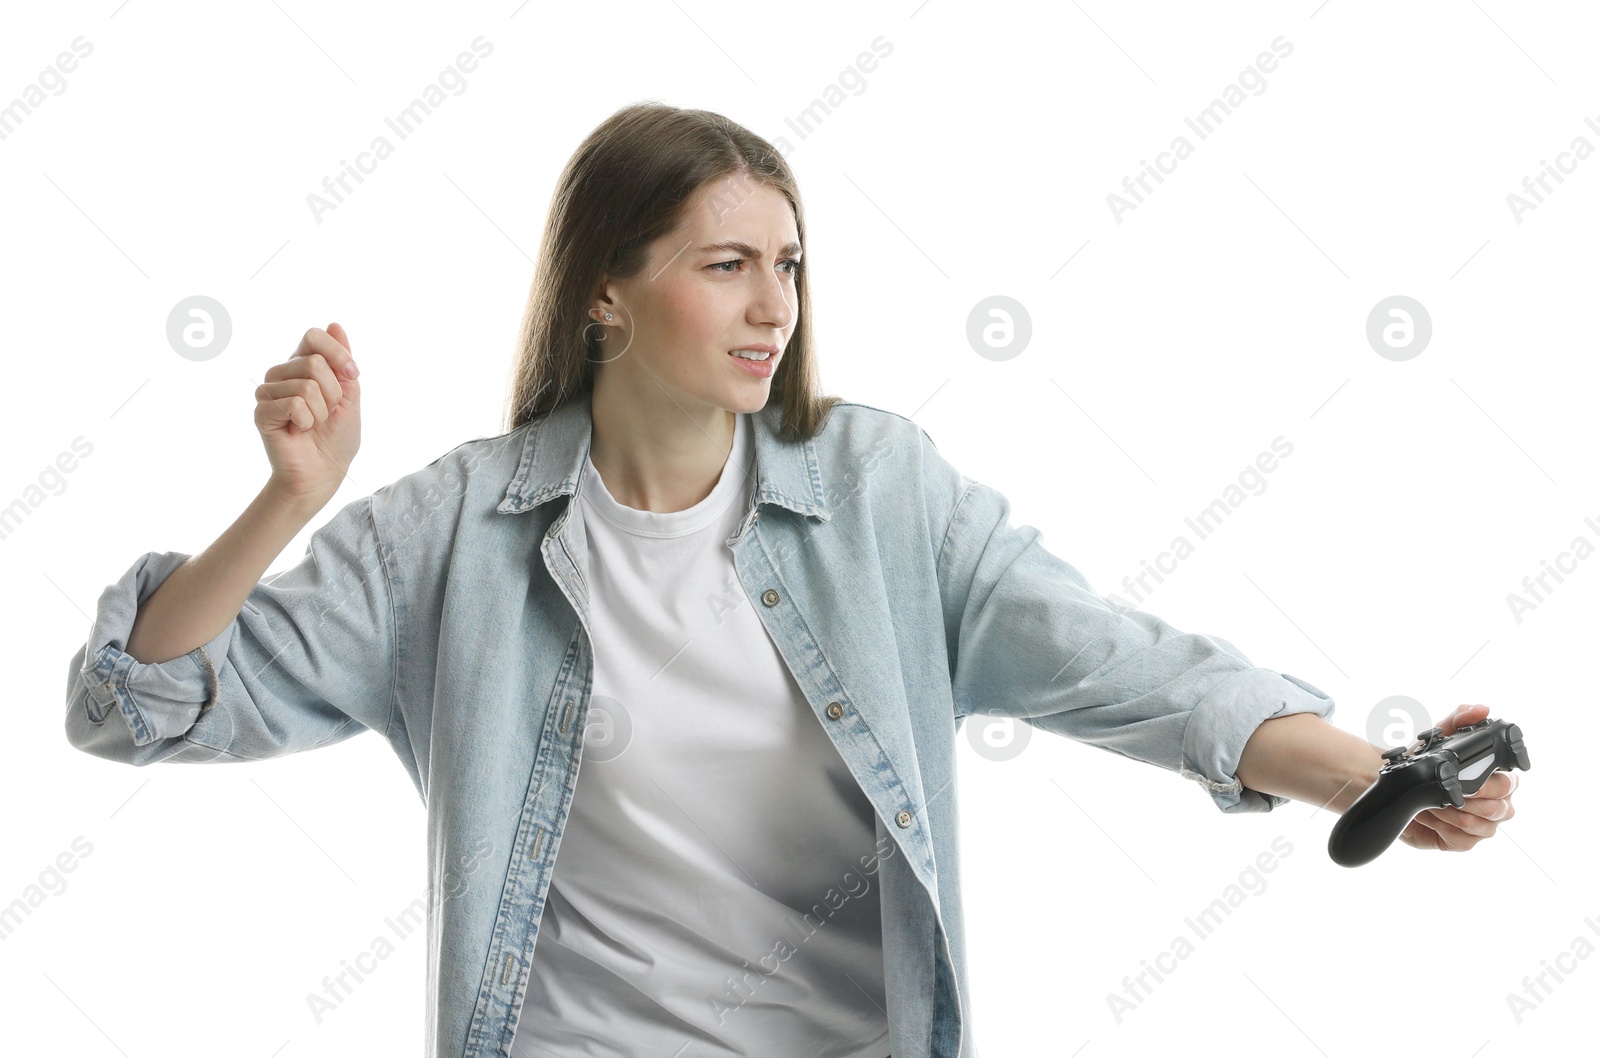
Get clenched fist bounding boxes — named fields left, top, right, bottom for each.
left=256, top=322, right=362, bottom=502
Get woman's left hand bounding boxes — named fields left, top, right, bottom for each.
left=1397, top=704, right=1520, bottom=853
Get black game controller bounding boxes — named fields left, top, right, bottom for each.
left=1327, top=717, right=1530, bottom=867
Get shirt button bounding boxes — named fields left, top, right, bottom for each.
left=826, top=701, right=843, bottom=719
left=895, top=810, right=913, bottom=828
left=761, top=588, right=780, bottom=606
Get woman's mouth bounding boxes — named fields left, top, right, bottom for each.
left=728, top=349, right=776, bottom=377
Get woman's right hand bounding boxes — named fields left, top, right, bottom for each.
left=256, top=323, right=362, bottom=502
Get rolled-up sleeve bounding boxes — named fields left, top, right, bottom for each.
left=64, top=493, right=397, bottom=766
left=930, top=453, right=1335, bottom=814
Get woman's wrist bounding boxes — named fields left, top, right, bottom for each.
left=1236, top=712, right=1384, bottom=813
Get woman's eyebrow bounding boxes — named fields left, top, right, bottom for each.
left=696, top=239, right=802, bottom=258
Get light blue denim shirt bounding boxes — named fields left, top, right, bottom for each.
left=65, top=395, right=1336, bottom=1058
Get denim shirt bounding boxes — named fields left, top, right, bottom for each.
left=65, top=395, right=1336, bottom=1058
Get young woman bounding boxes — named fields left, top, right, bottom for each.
left=65, top=102, right=1517, bottom=1058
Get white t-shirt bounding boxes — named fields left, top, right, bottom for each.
left=509, top=410, right=890, bottom=1058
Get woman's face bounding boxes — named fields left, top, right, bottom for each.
left=594, top=175, right=801, bottom=417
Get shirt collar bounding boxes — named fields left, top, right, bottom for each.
left=496, top=393, right=831, bottom=522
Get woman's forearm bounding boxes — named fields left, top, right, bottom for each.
left=1235, top=711, right=1384, bottom=814
left=124, top=481, right=333, bottom=665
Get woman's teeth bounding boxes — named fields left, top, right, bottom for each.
left=731, top=350, right=772, bottom=360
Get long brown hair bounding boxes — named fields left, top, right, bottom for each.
left=502, top=101, right=842, bottom=442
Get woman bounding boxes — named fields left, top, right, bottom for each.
left=64, top=102, right=1514, bottom=1058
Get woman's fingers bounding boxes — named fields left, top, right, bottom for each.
left=326, top=321, right=353, bottom=357
left=256, top=378, right=329, bottom=431
left=265, top=339, right=346, bottom=415
left=296, top=324, right=358, bottom=379
left=1420, top=806, right=1497, bottom=838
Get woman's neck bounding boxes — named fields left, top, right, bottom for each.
left=585, top=386, right=737, bottom=514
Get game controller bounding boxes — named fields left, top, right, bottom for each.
left=1327, top=717, right=1530, bottom=867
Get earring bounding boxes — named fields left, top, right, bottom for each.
left=604, top=313, right=613, bottom=321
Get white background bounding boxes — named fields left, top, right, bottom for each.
left=3, top=1, right=1590, bottom=1054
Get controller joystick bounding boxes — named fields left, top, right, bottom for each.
left=1327, top=717, right=1529, bottom=867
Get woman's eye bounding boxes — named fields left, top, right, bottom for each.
left=709, top=258, right=803, bottom=276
